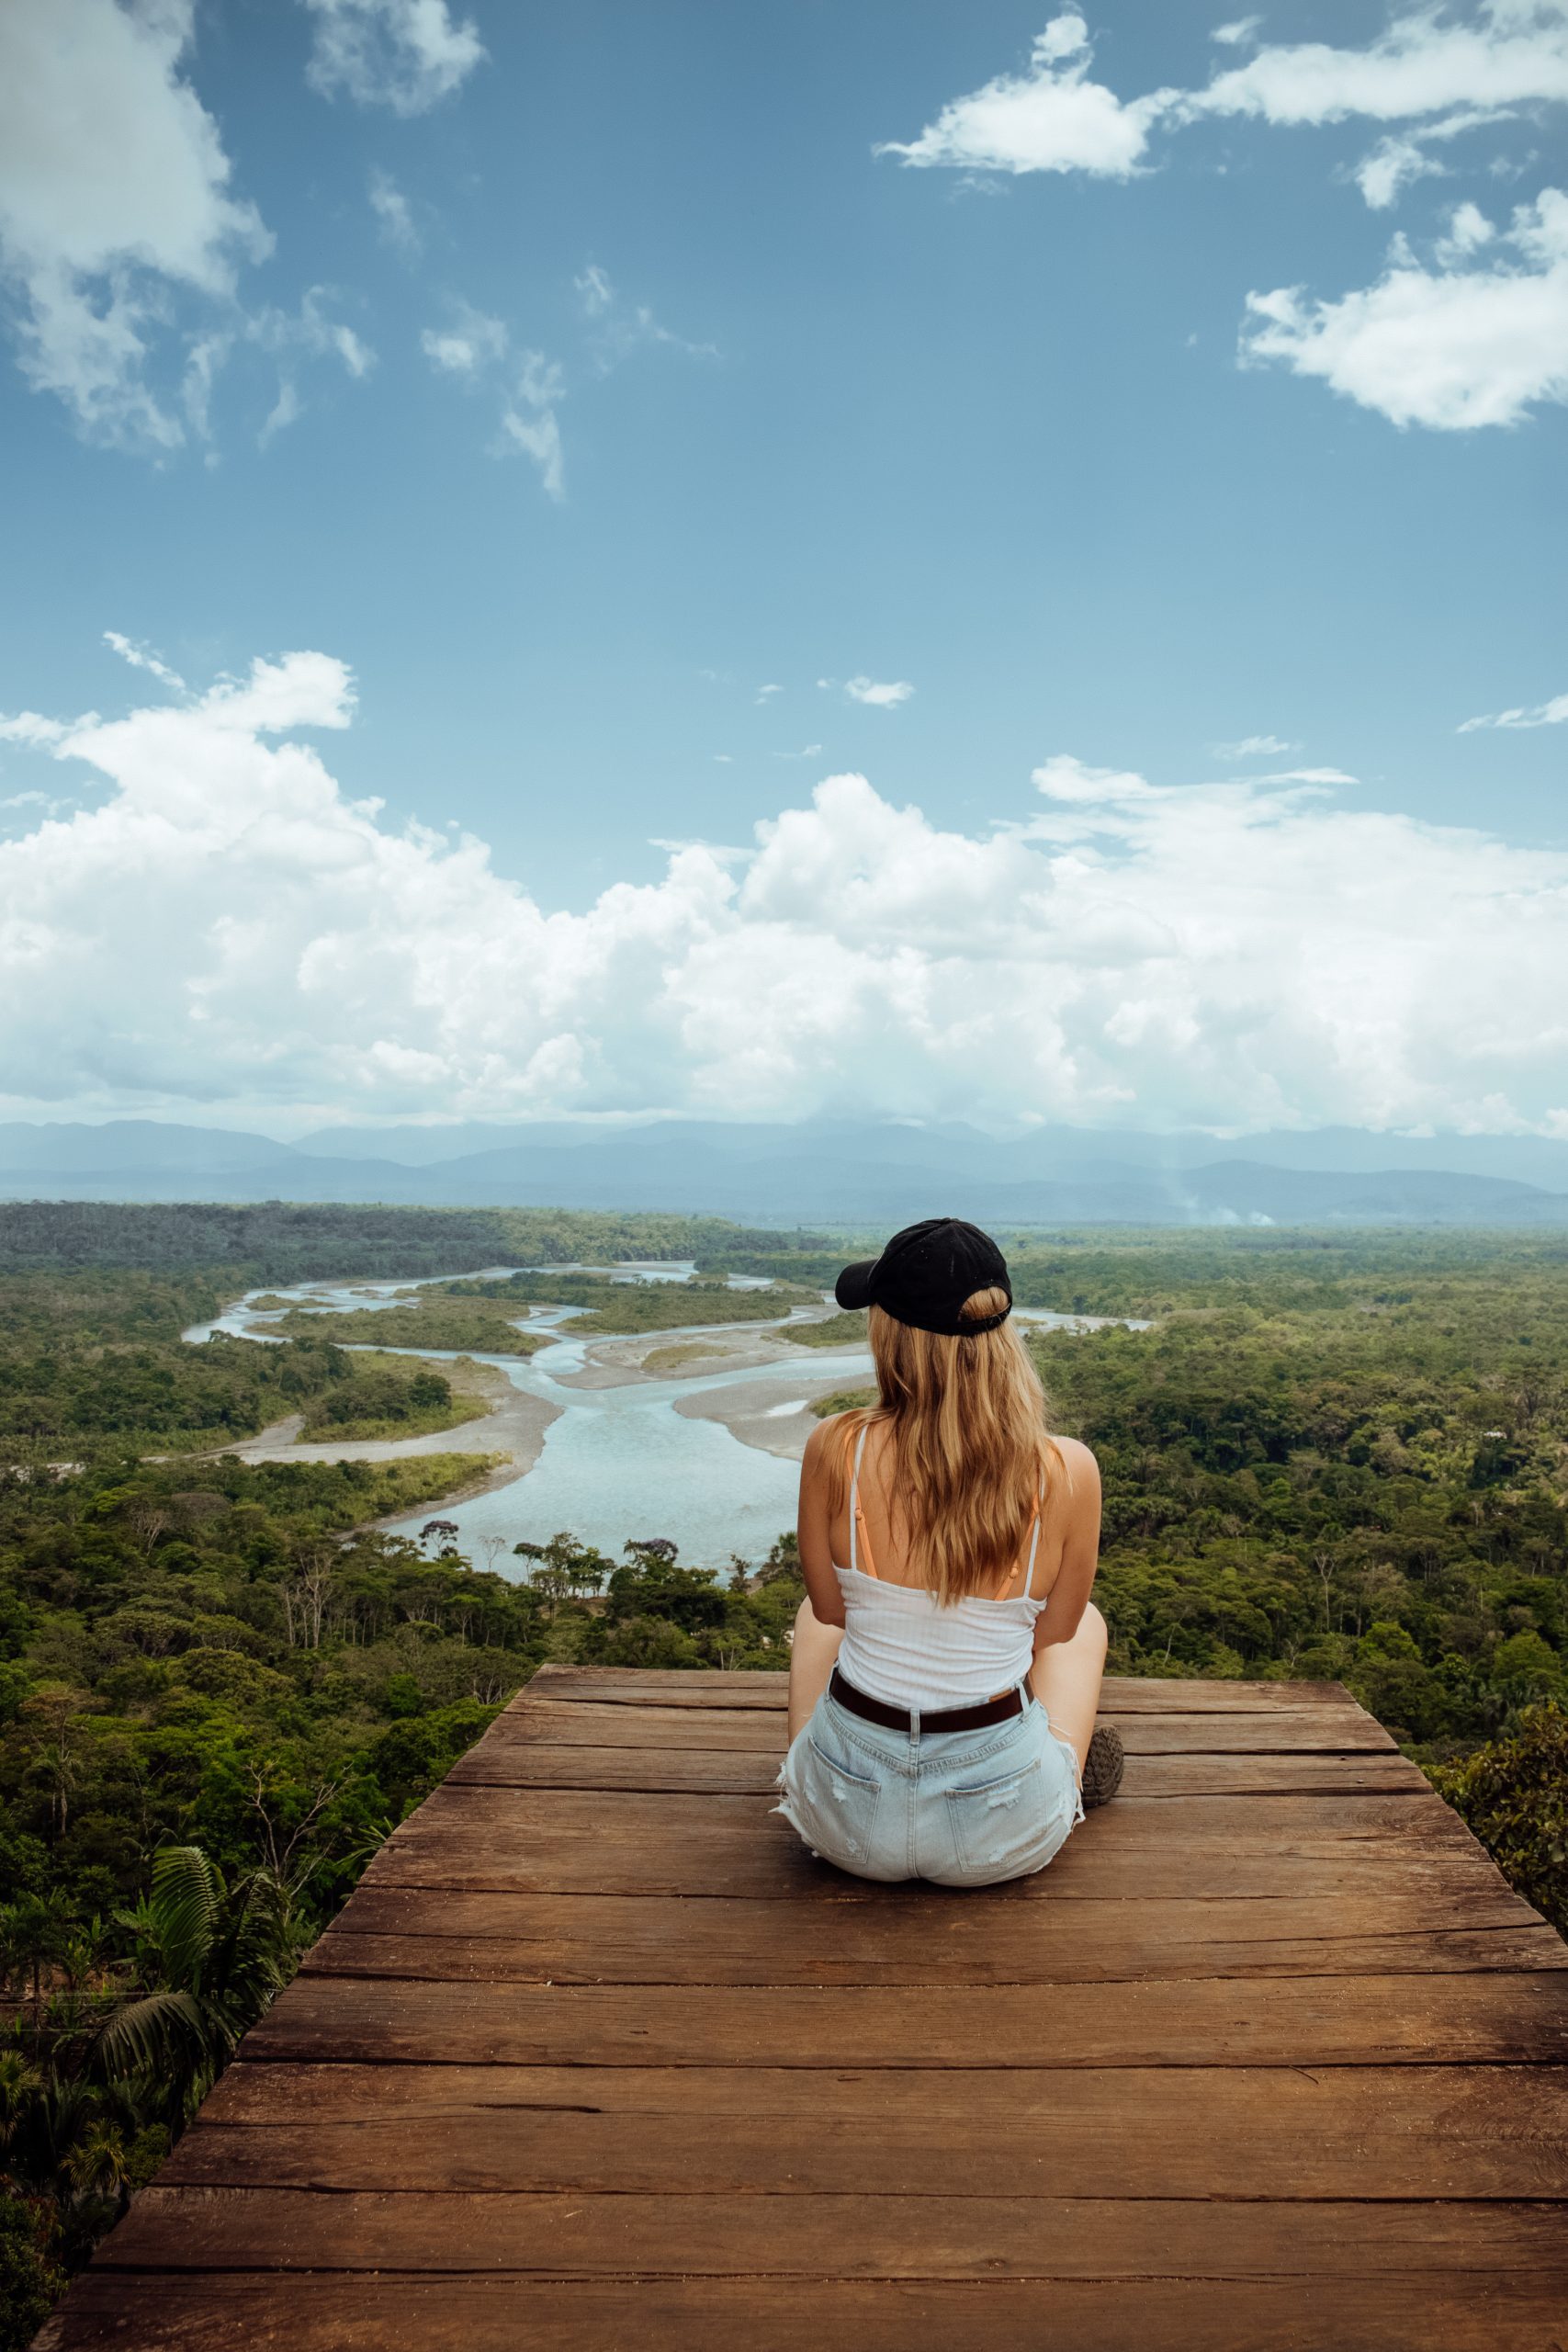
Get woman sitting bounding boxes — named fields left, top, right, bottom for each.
left=778, top=1216, right=1121, bottom=1886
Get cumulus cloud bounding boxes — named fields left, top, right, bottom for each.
left=883, top=5, right=1568, bottom=184
left=1184, top=3, right=1568, bottom=130
left=1460, top=688, right=1568, bottom=729
left=1241, top=189, right=1568, bottom=426
left=843, top=677, right=916, bottom=708
left=877, top=13, right=1172, bottom=177
left=303, top=0, right=484, bottom=115
left=0, top=0, right=270, bottom=448
left=3, top=649, right=1567, bottom=1136
left=880, top=7, right=1568, bottom=427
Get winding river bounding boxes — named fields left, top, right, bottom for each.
left=185, top=1266, right=1136, bottom=1575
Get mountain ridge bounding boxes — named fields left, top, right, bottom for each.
left=2, top=1119, right=1565, bottom=1226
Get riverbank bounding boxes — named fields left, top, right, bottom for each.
left=217, top=1358, right=560, bottom=1498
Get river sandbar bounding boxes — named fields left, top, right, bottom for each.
left=673, top=1371, right=864, bottom=1463
left=219, top=1361, right=560, bottom=1492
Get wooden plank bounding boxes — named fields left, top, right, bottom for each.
left=491, top=1702, right=788, bottom=1752
left=1122, top=1749, right=1429, bottom=1795
left=93, top=2186, right=1568, bottom=2278
left=44, top=2270, right=1568, bottom=2352
left=164, top=2064, right=1568, bottom=2199
left=359, top=1788, right=1504, bottom=1902
left=520, top=1666, right=1356, bottom=1714
left=240, top=1969, right=1568, bottom=2070
left=366, top=1841, right=1498, bottom=1903
left=399, top=1783, right=1463, bottom=1846
left=486, top=1698, right=1387, bottom=1755
left=450, top=1740, right=1431, bottom=1798
left=306, top=1885, right=1554, bottom=1985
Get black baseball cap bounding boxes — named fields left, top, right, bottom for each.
left=834, top=1217, right=1012, bottom=1337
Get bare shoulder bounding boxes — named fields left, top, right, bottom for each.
left=1049, top=1434, right=1101, bottom=1513
left=800, top=1412, right=844, bottom=1474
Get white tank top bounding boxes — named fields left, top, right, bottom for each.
left=832, top=1425, right=1047, bottom=1710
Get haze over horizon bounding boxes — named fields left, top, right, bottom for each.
left=1, top=2, right=1565, bottom=1144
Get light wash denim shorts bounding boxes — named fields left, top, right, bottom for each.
left=775, top=1681, right=1084, bottom=1887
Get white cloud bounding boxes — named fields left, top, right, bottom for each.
left=4, top=650, right=1567, bottom=1136
left=1186, top=4, right=1568, bottom=130
left=1242, top=190, right=1568, bottom=427
left=498, top=353, right=565, bottom=499
left=1353, top=107, right=1516, bottom=210
left=0, top=0, right=270, bottom=448
left=756, top=684, right=783, bottom=704
left=421, top=304, right=508, bottom=376
left=243, top=287, right=373, bottom=445
left=1355, top=133, right=1447, bottom=210
left=574, top=262, right=718, bottom=370
left=421, top=307, right=565, bottom=496
left=877, top=14, right=1173, bottom=177
left=258, top=380, right=300, bottom=448
left=843, top=677, right=916, bottom=708
left=1259, top=766, right=1359, bottom=786
left=103, top=631, right=186, bottom=693
left=303, top=0, right=484, bottom=115
left=1460, top=688, right=1568, bottom=729
left=1213, top=733, right=1300, bottom=758
left=883, top=6, right=1568, bottom=187
left=877, top=8, right=1568, bottom=429
left=368, top=167, right=419, bottom=254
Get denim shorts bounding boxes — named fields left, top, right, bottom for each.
left=775, top=1683, right=1084, bottom=1887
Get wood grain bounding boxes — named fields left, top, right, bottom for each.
left=95, top=2186, right=1568, bottom=2278
left=39, top=2273, right=1568, bottom=2352
left=452, top=1740, right=1431, bottom=1797
left=164, top=2064, right=1568, bottom=2199
left=240, top=1970, right=1568, bottom=2069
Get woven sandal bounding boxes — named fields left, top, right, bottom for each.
left=1080, top=1724, right=1124, bottom=1810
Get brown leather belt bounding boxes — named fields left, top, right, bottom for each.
left=829, top=1665, right=1026, bottom=1736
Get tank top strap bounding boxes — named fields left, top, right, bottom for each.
left=847, top=1421, right=876, bottom=1578
left=993, top=1476, right=1045, bottom=1601
left=1020, top=1479, right=1044, bottom=1600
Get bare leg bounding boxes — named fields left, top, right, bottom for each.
left=1029, top=1600, right=1109, bottom=1780
left=788, top=1599, right=844, bottom=1743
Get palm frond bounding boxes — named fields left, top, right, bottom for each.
left=146, top=1848, right=221, bottom=1993
left=91, top=1987, right=208, bottom=2086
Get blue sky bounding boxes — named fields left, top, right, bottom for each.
left=0, top=2, right=1565, bottom=1136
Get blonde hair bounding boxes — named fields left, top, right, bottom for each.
left=829, top=1285, right=1055, bottom=1603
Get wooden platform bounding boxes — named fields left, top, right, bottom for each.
left=46, top=1668, right=1568, bottom=2351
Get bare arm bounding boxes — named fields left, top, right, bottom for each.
left=1032, top=1439, right=1101, bottom=1654
left=795, top=1417, right=848, bottom=1629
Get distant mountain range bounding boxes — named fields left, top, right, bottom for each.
left=2, top=1117, right=1567, bottom=1227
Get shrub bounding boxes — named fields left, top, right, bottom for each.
left=1429, top=1704, right=1568, bottom=1933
